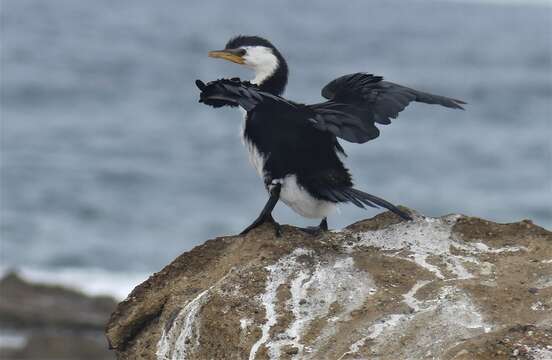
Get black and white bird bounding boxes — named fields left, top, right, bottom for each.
left=196, top=35, right=465, bottom=236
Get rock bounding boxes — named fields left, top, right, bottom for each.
left=105, top=209, right=552, bottom=359
left=0, top=271, right=116, bottom=331
left=0, top=272, right=117, bottom=360
left=1, top=333, right=115, bottom=360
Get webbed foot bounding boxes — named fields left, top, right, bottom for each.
left=240, top=214, right=282, bottom=237
left=299, top=218, right=328, bottom=236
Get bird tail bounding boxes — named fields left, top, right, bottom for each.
left=345, top=188, right=412, bottom=220
left=314, top=185, right=412, bottom=220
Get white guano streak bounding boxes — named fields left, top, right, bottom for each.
left=156, top=272, right=231, bottom=360
left=349, top=215, right=527, bottom=280
left=156, top=289, right=210, bottom=360
left=248, top=250, right=377, bottom=360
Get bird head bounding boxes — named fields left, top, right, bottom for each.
left=208, top=35, right=288, bottom=95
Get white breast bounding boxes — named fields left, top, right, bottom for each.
left=279, top=175, right=337, bottom=219
left=239, top=109, right=336, bottom=220
left=240, top=109, right=266, bottom=179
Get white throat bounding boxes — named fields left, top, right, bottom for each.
left=243, top=46, right=279, bottom=85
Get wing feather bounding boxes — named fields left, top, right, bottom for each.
left=308, top=73, right=466, bottom=143
left=196, top=78, right=295, bottom=112
left=196, top=74, right=465, bottom=146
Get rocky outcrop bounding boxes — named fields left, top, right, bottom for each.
left=106, top=209, right=552, bottom=360
left=0, top=272, right=116, bottom=360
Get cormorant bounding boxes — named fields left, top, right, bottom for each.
left=196, top=35, right=465, bottom=236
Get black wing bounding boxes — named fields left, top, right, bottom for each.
left=308, top=73, right=466, bottom=143
left=195, top=78, right=295, bottom=112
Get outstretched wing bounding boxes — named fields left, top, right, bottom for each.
left=308, top=73, right=466, bottom=143
left=195, top=78, right=295, bottom=111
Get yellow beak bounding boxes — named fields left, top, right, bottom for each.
left=208, top=49, right=245, bottom=65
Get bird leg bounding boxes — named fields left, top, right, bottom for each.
left=299, top=217, right=329, bottom=235
left=320, top=217, right=328, bottom=231
left=240, top=184, right=281, bottom=237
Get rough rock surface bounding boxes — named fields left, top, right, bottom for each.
left=106, top=209, right=552, bottom=359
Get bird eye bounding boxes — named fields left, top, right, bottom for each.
left=237, top=48, right=246, bottom=56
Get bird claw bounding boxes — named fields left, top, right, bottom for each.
left=273, top=222, right=282, bottom=237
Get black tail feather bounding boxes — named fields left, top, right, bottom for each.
left=347, top=188, right=412, bottom=220
left=315, top=186, right=411, bottom=220
left=317, top=187, right=375, bottom=209
left=340, top=189, right=368, bottom=209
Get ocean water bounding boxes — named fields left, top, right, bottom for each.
left=1, top=0, right=551, bottom=296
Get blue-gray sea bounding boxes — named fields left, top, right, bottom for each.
left=1, top=0, right=551, bottom=296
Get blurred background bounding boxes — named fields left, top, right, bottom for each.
left=0, top=0, right=551, bottom=357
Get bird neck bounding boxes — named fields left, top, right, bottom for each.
left=252, top=58, right=288, bottom=96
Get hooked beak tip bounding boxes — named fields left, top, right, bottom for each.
left=208, top=49, right=245, bottom=64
